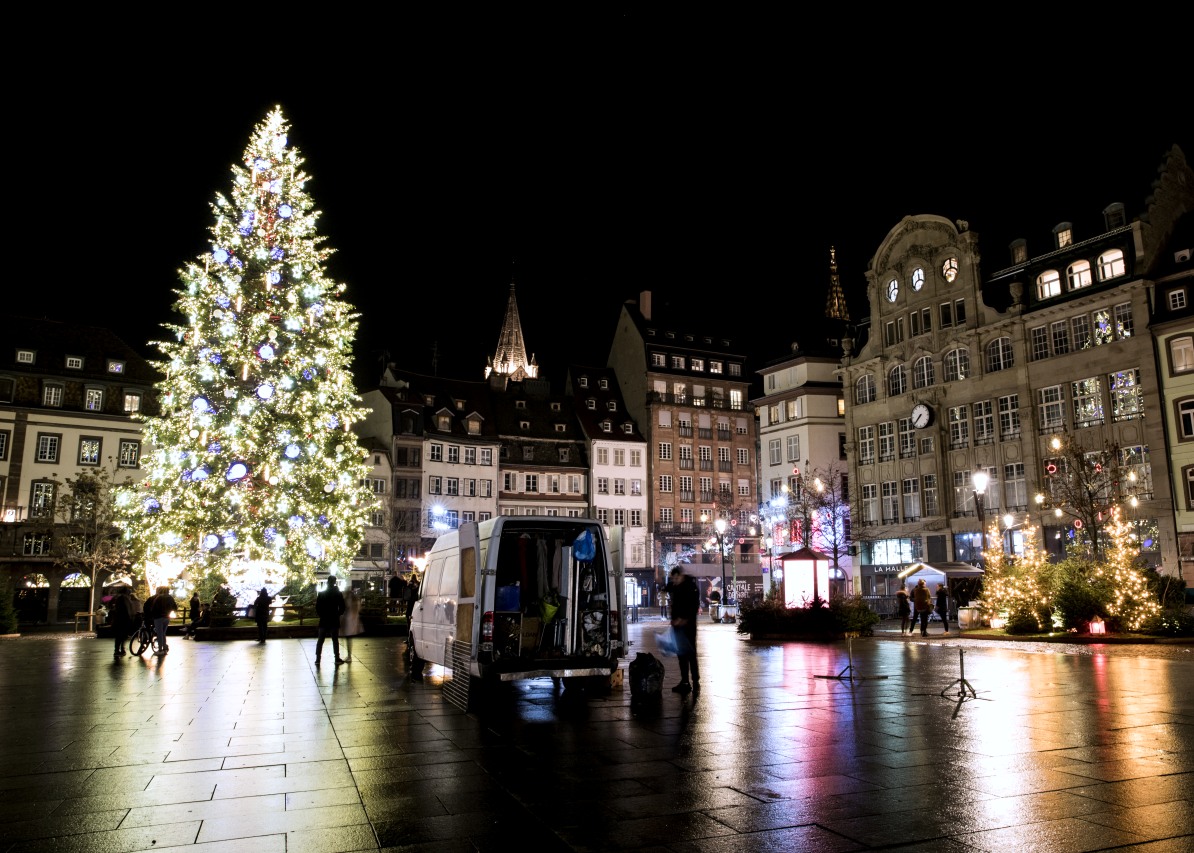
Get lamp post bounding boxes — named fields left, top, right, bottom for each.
left=972, top=470, right=990, bottom=564
left=711, top=517, right=728, bottom=615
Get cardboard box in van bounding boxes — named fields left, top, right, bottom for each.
left=406, top=516, right=626, bottom=709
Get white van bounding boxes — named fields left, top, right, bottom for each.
left=406, top=516, right=626, bottom=709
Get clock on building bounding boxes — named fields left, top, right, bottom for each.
left=911, top=403, right=933, bottom=429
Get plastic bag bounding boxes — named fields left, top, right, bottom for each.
left=574, top=529, right=596, bottom=561
left=657, top=627, right=691, bottom=657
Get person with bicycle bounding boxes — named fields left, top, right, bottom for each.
left=146, top=586, right=178, bottom=656
left=110, top=586, right=134, bottom=658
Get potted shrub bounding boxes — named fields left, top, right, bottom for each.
left=208, top=585, right=238, bottom=627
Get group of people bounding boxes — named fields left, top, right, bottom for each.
left=314, top=576, right=364, bottom=665
left=388, top=571, right=420, bottom=620
left=107, top=584, right=183, bottom=657
left=896, top=579, right=951, bottom=636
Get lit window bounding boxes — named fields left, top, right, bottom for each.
left=43, top=385, right=64, bottom=407
left=941, top=258, right=958, bottom=282
left=911, top=267, right=924, bottom=291
left=1169, top=289, right=1187, bottom=311
left=1171, top=335, right=1194, bottom=373
left=107, top=360, right=125, bottom=374
left=85, top=388, right=104, bottom=411
left=1036, top=270, right=1061, bottom=299
left=855, top=374, right=875, bottom=404
left=124, top=393, right=142, bottom=413
left=65, top=356, right=83, bottom=369
left=886, top=278, right=899, bottom=302
left=1067, top=260, right=1092, bottom=290
left=986, top=337, right=1014, bottom=372
left=17, top=350, right=35, bottom=364
left=1097, top=248, right=1126, bottom=280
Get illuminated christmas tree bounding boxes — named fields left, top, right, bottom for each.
left=117, top=107, right=372, bottom=597
left=976, top=520, right=1049, bottom=631
left=1092, top=506, right=1161, bottom=629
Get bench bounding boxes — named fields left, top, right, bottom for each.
left=74, top=611, right=101, bottom=633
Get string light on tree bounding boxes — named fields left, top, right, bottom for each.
left=116, top=107, right=373, bottom=597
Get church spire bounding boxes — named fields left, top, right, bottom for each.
left=484, top=274, right=539, bottom=381
left=824, top=246, right=850, bottom=323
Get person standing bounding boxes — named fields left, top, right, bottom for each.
left=667, top=567, right=700, bottom=695
left=403, top=574, right=419, bottom=622
left=184, top=591, right=202, bottom=639
left=253, top=587, right=275, bottom=643
left=340, top=588, right=364, bottom=662
left=911, top=578, right=932, bottom=637
left=314, top=576, right=347, bottom=666
left=110, top=586, right=134, bottom=657
left=935, top=582, right=951, bottom=633
left=896, top=586, right=911, bottom=635
left=147, top=585, right=178, bottom=655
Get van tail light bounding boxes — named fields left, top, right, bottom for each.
left=481, top=611, right=494, bottom=644
left=608, top=608, right=621, bottom=640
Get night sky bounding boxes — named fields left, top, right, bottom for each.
left=11, top=28, right=1190, bottom=397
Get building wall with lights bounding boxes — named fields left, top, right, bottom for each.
left=0, top=318, right=159, bottom=622
left=607, top=290, right=761, bottom=601
left=837, top=146, right=1193, bottom=609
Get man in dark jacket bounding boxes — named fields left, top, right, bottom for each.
left=935, top=583, right=951, bottom=633
left=314, top=576, right=347, bottom=666
left=147, top=585, right=178, bottom=655
left=110, top=587, right=135, bottom=657
left=253, top=587, right=275, bottom=643
left=667, top=567, right=700, bottom=694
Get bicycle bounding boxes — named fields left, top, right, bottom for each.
left=128, top=614, right=165, bottom=657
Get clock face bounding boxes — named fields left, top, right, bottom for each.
left=911, top=404, right=932, bottom=429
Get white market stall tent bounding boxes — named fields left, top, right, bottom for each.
left=897, top=562, right=986, bottom=627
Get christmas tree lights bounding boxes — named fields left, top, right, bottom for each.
left=1091, top=506, right=1161, bottom=629
left=117, top=107, right=372, bottom=593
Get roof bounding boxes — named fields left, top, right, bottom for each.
left=898, top=561, right=985, bottom=579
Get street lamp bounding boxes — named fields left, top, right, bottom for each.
left=710, top=516, right=729, bottom=615
left=972, top=470, right=990, bottom=564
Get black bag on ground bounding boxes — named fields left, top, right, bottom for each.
left=628, top=652, right=664, bottom=697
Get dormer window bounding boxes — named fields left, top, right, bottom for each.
left=607, top=401, right=617, bottom=411
left=467, top=418, right=481, bottom=435
left=455, top=399, right=464, bottom=411
left=709, top=361, right=723, bottom=374
left=17, top=350, right=35, bottom=364
left=1067, top=260, right=1092, bottom=290
left=671, top=355, right=685, bottom=369
left=522, top=446, right=534, bottom=460
left=651, top=352, right=665, bottom=367
left=1010, top=239, right=1028, bottom=264
left=689, top=358, right=704, bottom=372
left=559, top=448, right=570, bottom=462
left=107, top=360, right=125, bottom=374
left=554, top=424, right=566, bottom=432
left=66, top=356, right=83, bottom=369
left=515, top=400, right=526, bottom=409
left=1054, top=223, right=1073, bottom=248
left=622, top=423, right=634, bottom=434
left=601, top=420, right=612, bottom=432
left=423, top=394, right=435, bottom=405
left=586, top=398, right=596, bottom=410
left=1098, top=249, right=1126, bottom=280
left=1104, top=202, right=1126, bottom=229
left=598, top=378, right=609, bottom=389
left=578, top=376, right=589, bottom=388
left=520, top=420, right=530, bottom=430
left=1037, top=270, right=1061, bottom=300
left=437, top=414, right=451, bottom=430
left=551, top=402, right=561, bottom=411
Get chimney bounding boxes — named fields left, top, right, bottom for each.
left=639, top=290, right=652, bottom=321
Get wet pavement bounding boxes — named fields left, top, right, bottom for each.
left=0, top=618, right=1191, bottom=852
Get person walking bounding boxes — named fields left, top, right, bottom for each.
left=110, top=586, right=134, bottom=657
left=403, top=574, right=419, bottom=622
left=314, top=576, right=347, bottom=666
left=911, top=578, right=932, bottom=637
left=667, top=567, right=700, bottom=695
left=896, top=586, right=911, bottom=635
left=339, top=588, right=364, bottom=662
left=184, top=591, right=202, bottom=639
left=147, top=585, right=178, bottom=655
left=253, top=587, right=275, bottom=643
left=936, top=582, right=951, bottom=633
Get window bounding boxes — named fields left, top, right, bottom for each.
left=1180, top=399, right=1194, bottom=440
left=651, top=352, right=666, bottom=367
left=524, top=474, right=538, bottom=493
left=1120, top=445, right=1152, bottom=498
left=1097, top=248, right=1126, bottom=280
left=447, top=445, right=460, bottom=463
left=428, top=476, right=442, bottom=495
left=1038, top=385, right=1065, bottom=429
left=23, top=533, right=52, bottom=555
left=986, top=337, right=1014, bottom=372
left=878, top=421, right=895, bottom=461
left=913, top=356, right=934, bottom=389
left=464, top=446, right=476, bottom=465
left=445, top=478, right=459, bottom=496
left=1004, top=463, right=1026, bottom=509
left=671, top=355, right=685, bottom=369
left=972, top=401, right=994, bottom=444
left=923, top=475, right=939, bottom=516
left=522, top=446, right=534, bottom=460
left=1109, top=368, right=1143, bottom=421
left=1113, top=302, right=1134, bottom=339
left=36, top=433, right=60, bottom=463
left=78, top=437, right=101, bottom=465
left=998, top=395, right=1020, bottom=440
left=940, top=302, right=954, bottom=327
left=709, top=360, right=723, bottom=374
left=786, top=435, right=800, bottom=463
left=881, top=481, right=899, bottom=523
left=948, top=406, right=969, bottom=449
left=691, top=358, right=704, bottom=371
left=941, top=258, right=958, bottom=282
left=899, top=418, right=916, bottom=458
left=480, top=448, right=493, bottom=466
left=1071, top=314, right=1092, bottom=349
left=855, top=374, right=876, bottom=404
left=429, top=444, right=443, bottom=462
left=17, top=349, right=35, bottom=364
left=659, top=475, right=673, bottom=493
left=31, top=481, right=55, bottom=518
left=858, top=425, right=875, bottom=464
left=658, top=442, right=672, bottom=460
left=737, top=448, right=749, bottom=465
left=123, top=393, right=142, bottom=414
left=1067, top=260, right=1092, bottom=290
left=954, top=299, right=966, bottom=325
left=597, top=477, right=609, bottom=495
left=1051, top=320, right=1071, bottom=356
left=944, top=348, right=969, bottom=382
left=888, top=365, right=907, bottom=397
left=1030, top=326, right=1050, bottom=361
left=902, top=479, right=920, bottom=520
left=1037, top=269, right=1062, bottom=299
left=1169, top=289, right=1188, bottom=311
left=912, top=267, right=925, bottom=291
left=0, top=430, right=7, bottom=461
left=953, top=470, right=973, bottom=515
left=920, top=436, right=934, bottom=455
left=1071, top=377, right=1104, bottom=427
left=1187, top=467, right=1194, bottom=508
left=43, top=384, right=64, bottom=407
left=886, top=277, right=899, bottom=302
left=107, top=360, right=125, bottom=374
left=861, top=484, right=878, bottom=524
left=728, top=363, right=741, bottom=377
left=118, top=440, right=140, bottom=468
left=769, top=404, right=780, bottom=424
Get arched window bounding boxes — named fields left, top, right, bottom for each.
left=854, top=374, right=876, bottom=405
left=1067, top=260, right=1092, bottom=290
left=986, top=337, right=1014, bottom=372
left=941, top=257, right=958, bottom=282
left=1098, top=248, right=1126, bottom=280
left=945, top=348, right=970, bottom=382
left=888, top=365, right=907, bottom=397
left=913, top=356, right=935, bottom=389
left=1037, top=269, right=1061, bottom=300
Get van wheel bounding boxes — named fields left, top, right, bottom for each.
left=406, top=637, right=424, bottom=678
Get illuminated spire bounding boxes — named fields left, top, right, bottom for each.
left=485, top=277, right=538, bottom=380
left=825, top=246, right=850, bottom=322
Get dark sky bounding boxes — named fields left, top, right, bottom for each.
left=10, top=28, right=1190, bottom=397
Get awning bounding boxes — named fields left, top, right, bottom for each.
left=897, top=561, right=984, bottom=580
